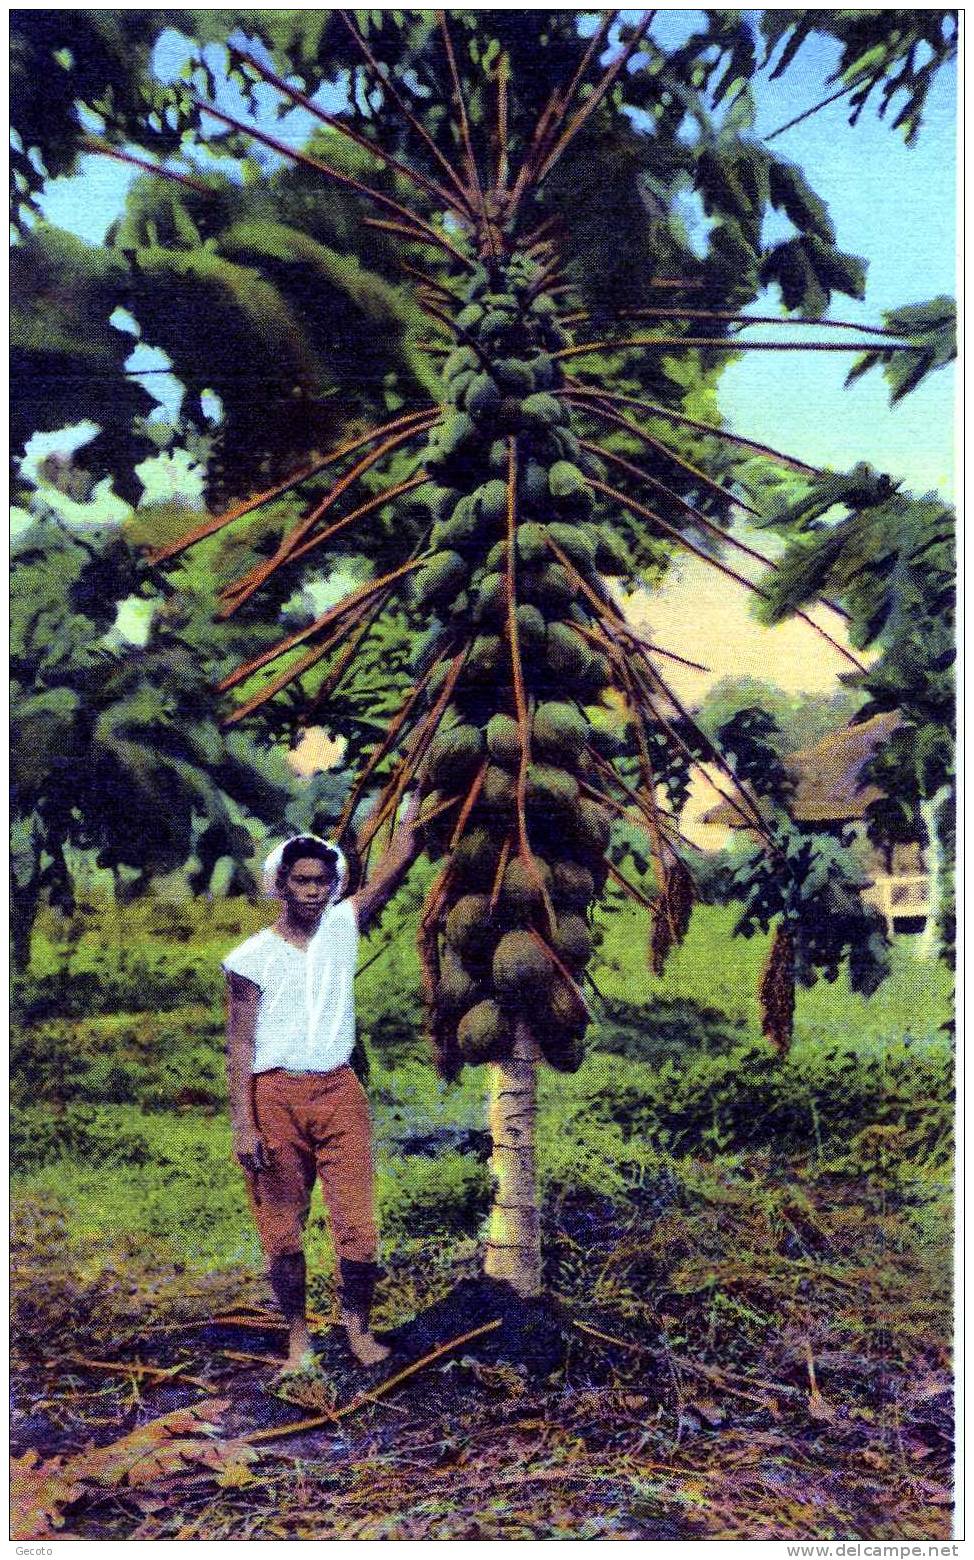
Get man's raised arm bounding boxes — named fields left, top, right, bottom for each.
left=351, top=791, right=423, bottom=933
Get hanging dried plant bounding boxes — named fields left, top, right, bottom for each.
left=759, top=924, right=796, bottom=1055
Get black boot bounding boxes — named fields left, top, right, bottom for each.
left=268, top=1251, right=307, bottom=1324
left=339, top=1259, right=389, bottom=1366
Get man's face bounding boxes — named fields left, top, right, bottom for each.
left=282, top=856, right=336, bottom=919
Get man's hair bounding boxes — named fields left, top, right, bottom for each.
left=276, top=837, right=339, bottom=891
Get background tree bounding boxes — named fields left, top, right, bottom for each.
left=757, top=470, right=956, bottom=962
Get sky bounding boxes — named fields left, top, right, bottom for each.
left=29, top=9, right=957, bottom=708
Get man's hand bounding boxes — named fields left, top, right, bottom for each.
left=233, top=1124, right=276, bottom=1175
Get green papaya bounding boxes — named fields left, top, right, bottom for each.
left=533, top=701, right=588, bottom=765
left=425, top=722, right=484, bottom=791
left=436, top=951, right=481, bottom=1016
left=466, top=632, right=503, bottom=683
left=493, top=930, right=554, bottom=1004
left=452, top=827, right=502, bottom=889
left=521, top=459, right=550, bottom=509
left=430, top=412, right=476, bottom=462
left=413, top=550, right=468, bottom=611
left=593, top=526, right=632, bottom=576
left=466, top=373, right=503, bottom=421
left=480, top=308, right=517, bottom=338
left=521, top=392, right=564, bottom=428
left=515, top=602, right=546, bottom=650
left=444, top=894, right=493, bottom=960
left=456, top=302, right=485, bottom=332
left=456, top=999, right=512, bottom=1063
left=515, top=522, right=550, bottom=566
left=499, top=855, right=553, bottom=919
left=526, top=762, right=579, bottom=813
left=494, top=359, right=536, bottom=395
left=553, top=912, right=592, bottom=972
left=525, top=561, right=573, bottom=612
left=473, top=570, right=507, bottom=623
left=482, top=763, right=515, bottom=811
left=486, top=712, right=522, bottom=771
left=548, top=460, right=588, bottom=500
left=552, top=859, right=595, bottom=910
left=473, top=479, right=508, bottom=525
left=442, top=347, right=479, bottom=382
left=546, top=522, right=597, bottom=566
left=572, top=797, right=612, bottom=860
left=544, top=621, right=591, bottom=681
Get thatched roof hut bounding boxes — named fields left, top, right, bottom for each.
left=702, top=710, right=902, bottom=829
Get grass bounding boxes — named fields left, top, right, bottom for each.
left=10, top=893, right=955, bottom=1539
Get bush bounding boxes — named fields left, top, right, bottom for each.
left=11, top=1104, right=156, bottom=1171
left=581, top=1035, right=953, bottom=1157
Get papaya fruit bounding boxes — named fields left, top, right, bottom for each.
left=436, top=951, right=481, bottom=1016
left=473, top=479, right=508, bottom=525
left=524, top=561, right=573, bottom=612
left=486, top=712, right=522, bottom=770
left=442, top=346, right=480, bottom=382
left=493, top=930, right=554, bottom=1004
left=452, top=826, right=502, bottom=889
left=520, top=459, right=550, bottom=510
left=494, top=358, right=536, bottom=395
left=525, top=762, right=579, bottom=813
left=515, top=522, right=550, bottom=566
left=515, top=602, right=546, bottom=651
left=552, top=859, right=595, bottom=910
left=521, top=392, right=564, bottom=428
left=473, top=570, right=507, bottom=623
left=444, top=894, right=493, bottom=961
left=466, top=373, right=503, bottom=422
left=499, top=855, right=553, bottom=919
left=456, top=302, right=485, bottom=332
left=546, top=521, right=597, bottom=566
left=548, top=460, right=588, bottom=501
left=425, top=722, right=484, bottom=791
left=456, top=999, right=512, bottom=1063
left=413, top=550, right=468, bottom=611
left=533, top=700, right=588, bottom=765
left=482, top=762, right=515, bottom=811
left=544, top=621, right=591, bottom=682
left=572, top=797, right=612, bottom=860
left=553, top=913, right=592, bottom=972
left=466, top=632, right=503, bottom=683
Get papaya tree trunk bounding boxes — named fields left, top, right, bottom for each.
left=484, top=1020, right=542, bottom=1297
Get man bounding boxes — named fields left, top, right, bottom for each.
left=223, top=799, right=421, bottom=1373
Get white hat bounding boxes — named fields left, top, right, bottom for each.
left=261, top=834, right=348, bottom=902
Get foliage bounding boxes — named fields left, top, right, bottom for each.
left=756, top=473, right=955, bottom=954
left=9, top=510, right=296, bottom=965
left=694, top=676, right=865, bottom=755
left=761, top=10, right=958, bottom=143
left=714, top=708, right=891, bottom=1047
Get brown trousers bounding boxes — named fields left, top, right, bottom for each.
left=245, top=1066, right=378, bottom=1265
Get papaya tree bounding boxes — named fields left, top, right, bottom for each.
left=131, top=12, right=948, bottom=1299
